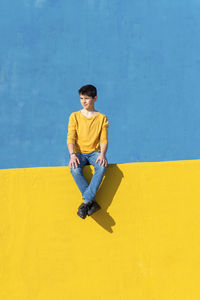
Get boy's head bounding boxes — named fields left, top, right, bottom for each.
left=78, top=84, right=97, bottom=99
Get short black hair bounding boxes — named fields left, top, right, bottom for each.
left=78, top=84, right=97, bottom=98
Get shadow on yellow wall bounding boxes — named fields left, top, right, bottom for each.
left=83, top=164, right=124, bottom=233
left=1, top=160, right=200, bottom=300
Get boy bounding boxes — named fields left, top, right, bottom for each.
left=67, top=84, right=109, bottom=219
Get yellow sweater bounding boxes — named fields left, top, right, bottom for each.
left=67, top=110, right=109, bottom=153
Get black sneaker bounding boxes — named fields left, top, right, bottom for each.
left=87, top=201, right=101, bottom=216
left=77, top=203, right=90, bottom=219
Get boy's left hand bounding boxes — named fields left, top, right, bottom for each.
left=96, top=154, right=108, bottom=167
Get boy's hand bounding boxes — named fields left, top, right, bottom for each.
left=95, top=154, right=108, bottom=167
left=69, top=154, right=80, bottom=169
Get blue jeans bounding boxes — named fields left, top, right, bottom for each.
left=69, top=151, right=107, bottom=203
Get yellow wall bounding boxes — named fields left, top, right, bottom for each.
left=0, top=160, right=200, bottom=299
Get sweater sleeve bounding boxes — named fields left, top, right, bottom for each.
left=100, top=116, right=109, bottom=145
left=67, top=113, right=77, bottom=145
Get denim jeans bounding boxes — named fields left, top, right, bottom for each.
left=69, top=151, right=107, bottom=203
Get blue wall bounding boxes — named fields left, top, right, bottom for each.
left=1, top=0, right=200, bottom=169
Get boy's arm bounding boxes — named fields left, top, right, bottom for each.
left=67, top=143, right=80, bottom=168
left=100, top=116, right=109, bottom=154
left=96, top=116, right=109, bottom=166
left=67, top=113, right=76, bottom=151
left=96, top=143, right=108, bottom=167
left=100, top=143, right=108, bottom=156
left=67, top=113, right=80, bottom=168
left=67, top=143, right=75, bottom=155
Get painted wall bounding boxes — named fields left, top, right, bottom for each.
left=1, top=160, right=200, bottom=299
left=1, top=2, right=200, bottom=298
left=1, top=0, right=200, bottom=169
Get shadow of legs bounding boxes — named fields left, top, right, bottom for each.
left=83, top=164, right=124, bottom=233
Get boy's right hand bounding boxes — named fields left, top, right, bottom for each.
left=69, top=153, right=80, bottom=169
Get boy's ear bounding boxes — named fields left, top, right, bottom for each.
left=94, top=96, right=97, bottom=101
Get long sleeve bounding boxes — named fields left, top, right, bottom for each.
left=100, top=116, right=109, bottom=145
left=67, top=113, right=77, bottom=145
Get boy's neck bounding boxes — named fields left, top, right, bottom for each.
left=82, top=107, right=97, bottom=113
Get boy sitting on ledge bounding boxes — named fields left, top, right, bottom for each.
left=67, top=84, right=109, bottom=219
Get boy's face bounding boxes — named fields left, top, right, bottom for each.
left=80, top=94, right=97, bottom=110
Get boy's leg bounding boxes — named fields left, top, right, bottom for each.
left=70, top=153, right=92, bottom=219
left=70, top=153, right=89, bottom=197
left=82, top=151, right=107, bottom=204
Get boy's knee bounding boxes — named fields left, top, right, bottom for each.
left=70, top=166, right=82, bottom=175
left=95, top=164, right=107, bottom=174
